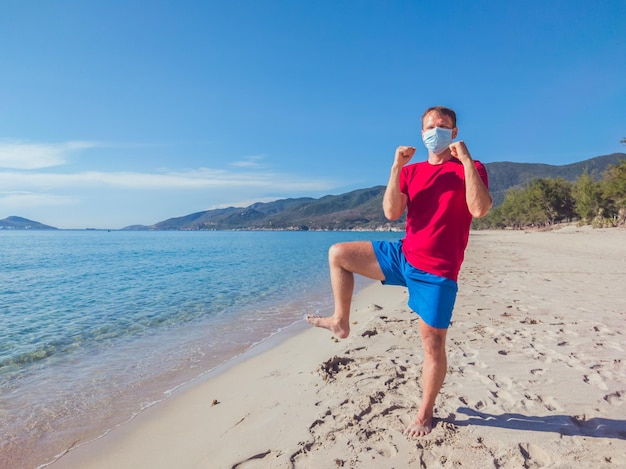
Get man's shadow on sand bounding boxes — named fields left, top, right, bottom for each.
left=450, top=407, right=626, bottom=440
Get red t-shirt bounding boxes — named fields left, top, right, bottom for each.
left=400, top=158, right=489, bottom=281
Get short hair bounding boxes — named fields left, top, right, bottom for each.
left=422, top=106, right=457, bottom=128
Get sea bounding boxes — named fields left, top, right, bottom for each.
left=0, top=229, right=400, bottom=468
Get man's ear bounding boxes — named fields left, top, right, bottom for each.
left=452, top=127, right=458, bottom=139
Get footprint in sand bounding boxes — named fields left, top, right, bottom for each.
left=518, top=442, right=553, bottom=467
left=231, top=449, right=276, bottom=468
left=583, top=372, right=609, bottom=391
left=603, top=390, right=624, bottom=404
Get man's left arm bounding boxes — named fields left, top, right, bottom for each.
left=449, top=141, right=492, bottom=218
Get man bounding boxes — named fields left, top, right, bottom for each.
left=306, top=105, right=492, bottom=437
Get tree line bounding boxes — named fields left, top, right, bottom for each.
left=473, top=159, right=626, bottom=230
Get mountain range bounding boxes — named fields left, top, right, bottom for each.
left=125, top=152, right=625, bottom=231
left=2, top=153, right=623, bottom=231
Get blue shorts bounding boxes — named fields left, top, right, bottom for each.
left=372, top=240, right=458, bottom=329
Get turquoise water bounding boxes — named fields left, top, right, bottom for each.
left=0, top=230, right=399, bottom=468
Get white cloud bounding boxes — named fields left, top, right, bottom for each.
left=230, top=155, right=266, bottom=168
left=0, top=141, right=338, bottom=192
left=0, top=191, right=76, bottom=209
left=0, top=142, right=344, bottom=228
left=0, top=140, right=99, bottom=169
left=0, top=168, right=337, bottom=191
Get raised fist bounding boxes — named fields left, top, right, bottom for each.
left=449, top=141, right=472, bottom=163
left=395, top=146, right=416, bottom=167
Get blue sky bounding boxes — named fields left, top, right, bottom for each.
left=0, top=1, right=624, bottom=229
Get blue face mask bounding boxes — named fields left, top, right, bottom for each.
left=422, top=127, right=453, bottom=154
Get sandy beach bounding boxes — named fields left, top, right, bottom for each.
left=50, top=226, right=626, bottom=469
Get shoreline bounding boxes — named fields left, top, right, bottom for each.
left=49, top=280, right=398, bottom=469
left=31, top=280, right=376, bottom=469
left=2, top=231, right=398, bottom=469
left=49, top=227, right=626, bottom=468
left=37, top=313, right=317, bottom=468
left=10, top=286, right=338, bottom=469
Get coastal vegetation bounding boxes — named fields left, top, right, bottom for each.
left=472, top=159, right=626, bottom=229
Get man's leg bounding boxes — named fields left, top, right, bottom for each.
left=405, top=320, right=448, bottom=437
left=306, top=241, right=384, bottom=338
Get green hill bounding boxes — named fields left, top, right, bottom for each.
left=486, top=153, right=624, bottom=205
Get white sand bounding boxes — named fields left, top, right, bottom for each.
left=51, top=226, right=626, bottom=469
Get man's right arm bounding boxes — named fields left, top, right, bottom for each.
left=383, top=146, right=414, bottom=220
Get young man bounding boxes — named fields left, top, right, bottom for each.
left=306, top=106, right=492, bottom=437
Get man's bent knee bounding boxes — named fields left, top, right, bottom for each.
left=328, top=242, right=348, bottom=266
left=329, top=241, right=369, bottom=263
left=328, top=242, right=384, bottom=280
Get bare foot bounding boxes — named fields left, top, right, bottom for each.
left=404, top=418, right=432, bottom=437
left=305, top=314, right=350, bottom=338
